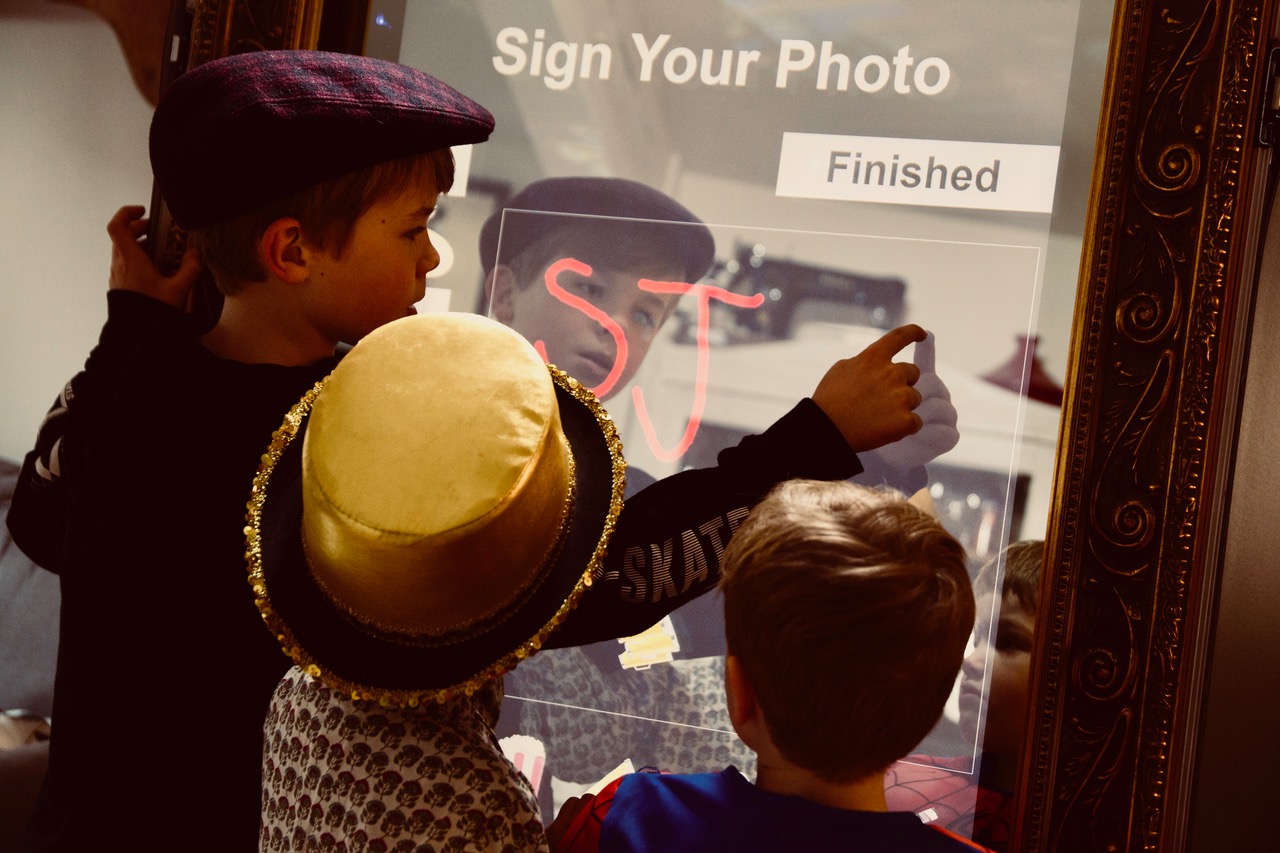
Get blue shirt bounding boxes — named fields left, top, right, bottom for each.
left=600, top=767, right=990, bottom=852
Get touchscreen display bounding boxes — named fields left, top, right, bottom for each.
left=379, top=0, right=1101, bottom=838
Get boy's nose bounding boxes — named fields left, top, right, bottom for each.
left=963, top=641, right=988, bottom=678
left=419, top=242, right=441, bottom=276
left=594, top=315, right=624, bottom=343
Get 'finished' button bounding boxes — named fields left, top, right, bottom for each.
left=776, top=133, right=1061, bottom=213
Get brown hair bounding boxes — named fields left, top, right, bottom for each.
left=720, top=479, right=974, bottom=783
left=191, top=148, right=455, bottom=294
left=975, top=539, right=1044, bottom=614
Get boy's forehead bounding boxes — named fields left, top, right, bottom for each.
left=522, top=227, right=695, bottom=278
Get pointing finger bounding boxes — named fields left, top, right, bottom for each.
left=913, top=331, right=936, bottom=374
left=861, top=324, right=926, bottom=361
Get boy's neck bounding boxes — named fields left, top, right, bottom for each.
left=200, top=294, right=335, bottom=366
left=753, top=753, right=888, bottom=813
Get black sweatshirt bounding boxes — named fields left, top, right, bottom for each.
left=7, top=290, right=859, bottom=852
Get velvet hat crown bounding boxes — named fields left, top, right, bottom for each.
left=246, top=313, right=625, bottom=706
left=150, top=50, right=495, bottom=229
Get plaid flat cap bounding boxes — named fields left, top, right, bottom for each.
left=479, top=177, right=716, bottom=283
left=150, top=50, right=494, bottom=229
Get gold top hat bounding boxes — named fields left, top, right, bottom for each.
left=246, top=313, right=625, bottom=706
left=302, top=312, right=576, bottom=635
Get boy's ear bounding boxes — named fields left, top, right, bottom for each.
left=487, top=265, right=518, bottom=322
left=725, top=654, right=764, bottom=747
left=260, top=218, right=310, bottom=284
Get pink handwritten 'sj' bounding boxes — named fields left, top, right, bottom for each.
left=535, top=257, right=764, bottom=462
left=633, top=280, right=763, bottom=462
left=536, top=257, right=631, bottom=397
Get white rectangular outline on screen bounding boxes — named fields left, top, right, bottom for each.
left=491, top=216, right=1044, bottom=783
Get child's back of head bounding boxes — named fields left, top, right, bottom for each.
left=721, top=479, right=974, bottom=784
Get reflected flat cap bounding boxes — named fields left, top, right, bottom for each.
left=150, top=50, right=494, bottom=229
left=479, top=177, right=716, bottom=283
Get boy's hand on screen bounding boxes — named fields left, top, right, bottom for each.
left=857, top=333, right=959, bottom=471
left=812, top=324, right=926, bottom=452
left=107, top=205, right=202, bottom=310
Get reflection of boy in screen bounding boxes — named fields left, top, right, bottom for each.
left=483, top=177, right=963, bottom=818
left=546, top=480, right=988, bottom=853
left=481, top=175, right=958, bottom=492
left=483, top=177, right=713, bottom=491
left=483, top=179, right=739, bottom=810
left=884, top=540, right=1043, bottom=853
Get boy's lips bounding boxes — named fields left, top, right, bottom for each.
left=566, top=349, right=615, bottom=385
left=578, top=348, right=616, bottom=372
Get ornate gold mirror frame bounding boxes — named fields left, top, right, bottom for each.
left=1021, top=1, right=1278, bottom=850
left=85, top=0, right=1278, bottom=848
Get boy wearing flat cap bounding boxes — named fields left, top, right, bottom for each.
left=9, top=50, right=927, bottom=851
left=483, top=177, right=712, bottom=423
left=482, top=175, right=959, bottom=495
left=5, top=50, right=494, bottom=852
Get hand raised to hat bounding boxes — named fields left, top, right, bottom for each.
left=107, top=205, right=203, bottom=311
left=811, top=324, right=927, bottom=453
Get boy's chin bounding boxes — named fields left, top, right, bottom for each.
left=556, top=356, right=610, bottom=390
left=533, top=350, right=628, bottom=401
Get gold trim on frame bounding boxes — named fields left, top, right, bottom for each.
left=189, top=0, right=324, bottom=67
left=154, top=0, right=327, bottom=293
left=1021, top=1, right=1277, bottom=850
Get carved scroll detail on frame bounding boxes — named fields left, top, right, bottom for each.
left=1023, top=1, right=1274, bottom=851
left=189, top=0, right=324, bottom=67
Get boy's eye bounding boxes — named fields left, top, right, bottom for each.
left=570, top=279, right=605, bottom=299
left=995, top=632, right=1032, bottom=653
left=404, top=226, right=427, bottom=240
left=632, top=308, right=659, bottom=331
